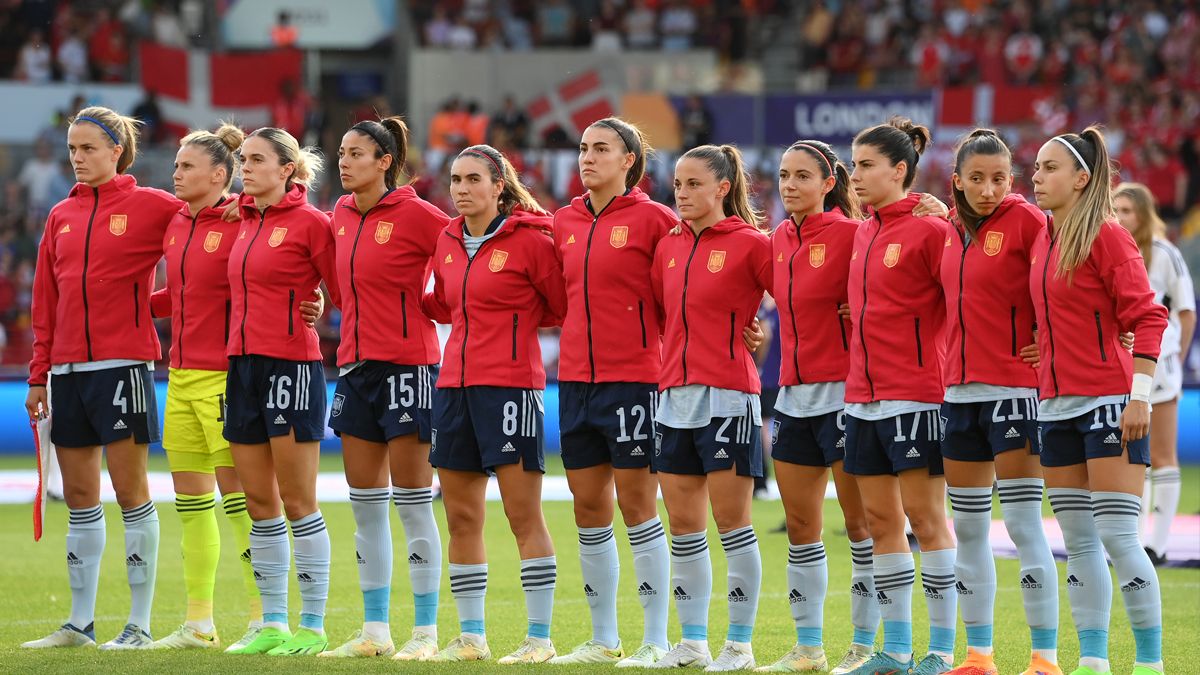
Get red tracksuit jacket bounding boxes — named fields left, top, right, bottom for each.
left=941, top=193, right=1043, bottom=389
left=421, top=210, right=568, bottom=389
left=772, top=211, right=858, bottom=386
left=30, top=174, right=180, bottom=385
left=1030, top=218, right=1167, bottom=398
left=226, top=185, right=341, bottom=361
left=332, top=186, right=449, bottom=367
left=652, top=216, right=772, bottom=393
left=553, top=188, right=676, bottom=384
left=846, top=193, right=952, bottom=404
left=150, top=197, right=240, bottom=371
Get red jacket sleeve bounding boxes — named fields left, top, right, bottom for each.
left=421, top=247, right=453, bottom=324
left=29, top=217, right=59, bottom=385
left=149, top=287, right=171, bottom=318
left=1100, top=226, right=1168, bottom=361
left=751, top=233, right=772, bottom=315
left=529, top=231, right=567, bottom=327
left=651, top=237, right=668, bottom=326
left=309, top=215, right=342, bottom=309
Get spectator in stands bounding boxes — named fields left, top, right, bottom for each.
left=1143, top=142, right=1188, bottom=219
left=425, top=6, right=453, bottom=47
left=17, top=139, right=61, bottom=216
left=537, top=0, right=574, bottom=47
left=659, top=0, right=697, bottom=51
left=680, top=95, right=713, bottom=148
left=90, top=9, right=130, bottom=82
left=56, top=27, right=88, bottom=84
left=624, top=0, right=658, bottom=50
left=490, top=95, right=529, bottom=147
left=591, top=0, right=622, bottom=52
left=16, top=29, right=52, bottom=83
left=500, top=7, right=534, bottom=50
left=132, top=91, right=165, bottom=145
left=0, top=12, right=24, bottom=77
left=799, top=0, right=833, bottom=69
left=1004, top=18, right=1042, bottom=85
left=447, top=14, right=478, bottom=50
left=428, top=97, right=468, bottom=153
left=272, top=79, right=313, bottom=144
left=465, top=101, right=489, bottom=147
left=151, top=1, right=188, bottom=47
left=272, top=10, right=298, bottom=47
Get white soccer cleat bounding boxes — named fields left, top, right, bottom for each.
left=392, top=629, right=438, bottom=661
left=98, top=623, right=154, bottom=650
left=497, top=636, right=556, bottom=664
left=617, top=642, right=671, bottom=667
left=224, top=622, right=263, bottom=653
left=317, top=629, right=395, bottom=657
left=549, top=639, right=624, bottom=664
left=152, top=624, right=220, bottom=649
left=829, top=643, right=874, bottom=675
left=706, top=641, right=755, bottom=671
left=755, top=643, right=827, bottom=671
left=649, top=639, right=713, bottom=669
left=21, top=623, right=95, bottom=649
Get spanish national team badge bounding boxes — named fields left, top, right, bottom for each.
left=609, top=226, right=628, bottom=248
left=268, top=227, right=287, bottom=247
left=488, top=249, right=509, bottom=272
left=374, top=221, right=393, bottom=244
left=707, top=250, right=726, bottom=273
left=883, top=243, right=902, bottom=268
left=109, top=214, right=127, bottom=236
left=983, top=231, right=1004, bottom=256
left=203, top=231, right=222, bottom=252
left=809, top=243, right=826, bottom=268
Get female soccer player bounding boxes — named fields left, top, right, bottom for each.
left=757, top=140, right=882, bottom=674
left=649, top=144, right=772, bottom=671
left=548, top=117, right=677, bottom=667
left=938, top=130, right=1060, bottom=675
left=22, top=106, right=180, bottom=650
left=1031, top=129, right=1167, bottom=675
left=318, top=117, right=451, bottom=660
left=222, top=127, right=341, bottom=657
left=1114, top=182, right=1195, bottom=567
left=421, top=144, right=567, bottom=664
left=842, top=118, right=957, bottom=675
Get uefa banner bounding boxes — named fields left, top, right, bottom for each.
left=763, top=91, right=936, bottom=147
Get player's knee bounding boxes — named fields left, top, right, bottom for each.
left=445, top=506, right=484, bottom=539
left=905, top=508, right=946, bottom=543
left=785, top=511, right=821, bottom=542
left=843, top=515, right=871, bottom=542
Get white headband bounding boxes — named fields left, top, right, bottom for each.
left=1053, top=136, right=1090, bottom=174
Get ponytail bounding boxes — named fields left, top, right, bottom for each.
left=247, top=126, right=323, bottom=190
left=351, top=116, right=411, bottom=189
left=853, top=115, right=931, bottom=189
left=70, top=105, right=141, bottom=173
left=1053, top=125, right=1114, bottom=278
left=680, top=144, right=765, bottom=230
left=588, top=117, right=652, bottom=191
left=785, top=139, right=863, bottom=220
left=458, top=144, right=549, bottom=216
left=950, top=128, right=1012, bottom=242
left=1113, top=182, right=1165, bottom=271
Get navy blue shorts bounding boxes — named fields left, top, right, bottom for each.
left=653, top=411, right=763, bottom=477
left=844, top=409, right=944, bottom=476
left=49, top=364, right=160, bottom=447
left=430, top=386, right=544, bottom=474
left=941, top=396, right=1040, bottom=462
left=329, top=362, right=437, bottom=443
left=1038, top=399, right=1150, bottom=467
left=223, top=355, right=326, bottom=445
left=771, top=410, right=847, bottom=467
left=558, top=381, right=658, bottom=470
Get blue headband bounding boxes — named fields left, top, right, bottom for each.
left=76, top=116, right=121, bottom=145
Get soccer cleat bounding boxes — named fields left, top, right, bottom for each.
left=1130, top=666, right=1165, bottom=675
left=266, top=627, right=328, bottom=656
left=498, top=636, right=556, bottom=664
left=1020, top=654, right=1064, bottom=675
left=317, top=629, right=394, bottom=657
left=1143, top=547, right=1167, bottom=567
left=98, top=623, right=153, bottom=650
left=549, top=639, right=624, bottom=664
left=946, top=648, right=998, bottom=675
left=831, top=644, right=876, bottom=674
left=755, top=643, right=828, bottom=671
left=224, top=623, right=264, bottom=652
left=429, top=633, right=492, bottom=661
left=618, top=642, right=671, bottom=668
left=707, top=641, right=755, bottom=671
left=845, top=651, right=915, bottom=675
left=1067, top=668, right=1111, bottom=675
left=21, top=623, right=96, bottom=649
left=914, top=653, right=954, bottom=674
left=649, top=640, right=713, bottom=669
left=152, top=624, right=220, bottom=649
left=392, top=629, right=439, bottom=661
left=226, top=625, right=291, bottom=654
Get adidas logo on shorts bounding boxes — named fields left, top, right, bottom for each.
left=714, top=448, right=729, bottom=459
left=398, top=412, right=413, bottom=423
left=112, top=420, right=127, bottom=430
left=1104, top=433, right=1120, bottom=444
left=630, top=446, right=644, bottom=456
left=788, top=588, right=806, bottom=604
left=501, top=442, right=516, bottom=453
left=274, top=414, right=287, bottom=425
left=906, top=447, right=920, bottom=458
left=1005, top=427, right=1021, bottom=439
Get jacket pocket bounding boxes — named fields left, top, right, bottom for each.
left=511, top=313, right=519, bottom=361
left=224, top=300, right=231, bottom=344
left=1094, top=311, right=1107, bottom=362
left=287, top=289, right=295, bottom=336
left=133, top=282, right=140, bottom=327
left=914, top=317, right=924, bottom=367
left=401, top=291, right=409, bottom=338
left=1010, top=305, right=1018, bottom=357
left=728, top=311, right=737, bottom=359
left=638, top=300, right=647, bottom=349
left=838, top=303, right=849, bottom=351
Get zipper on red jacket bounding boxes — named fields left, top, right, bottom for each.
left=80, top=186, right=101, bottom=360
left=176, top=211, right=202, bottom=366
left=511, top=313, right=519, bottom=360
left=1039, top=235, right=1060, bottom=396
left=133, top=282, right=140, bottom=327
left=857, top=214, right=884, bottom=399
left=638, top=300, right=647, bottom=348
left=345, top=193, right=391, bottom=361
left=679, top=227, right=709, bottom=384
left=1093, top=311, right=1107, bottom=362
left=955, top=226, right=970, bottom=383
left=786, top=218, right=805, bottom=382
left=582, top=197, right=617, bottom=382
left=238, top=207, right=268, bottom=355
left=401, top=292, right=408, bottom=338
left=453, top=233, right=501, bottom=387
left=287, top=289, right=295, bottom=335
left=1010, top=306, right=1018, bottom=357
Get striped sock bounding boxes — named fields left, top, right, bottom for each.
left=350, top=488, right=392, bottom=628
left=250, top=517, right=290, bottom=628
left=627, top=517, right=670, bottom=650
left=874, top=551, right=915, bottom=662
left=721, top=526, right=760, bottom=644
left=221, top=492, right=261, bottom=622
left=670, top=531, right=711, bottom=642
left=1049, top=488, right=1110, bottom=671
left=998, top=478, right=1057, bottom=659
left=394, top=487, right=441, bottom=629
left=787, top=542, right=826, bottom=647
left=949, top=486, right=994, bottom=654
left=1094, top=492, right=1162, bottom=668
left=520, top=556, right=556, bottom=639
left=449, top=563, right=487, bottom=636
left=122, top=501, right=159, bottom=633
left=66, top=505, right=105, bottom=633
left=579, top=525, right=619, bottom=648
left=290, top=511, right=330, bottom=632
left=849, top=538, right=879, bottom=648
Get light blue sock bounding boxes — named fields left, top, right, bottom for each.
left=920, top=547, right=956, bottom=657
left=249, top=516, right=290, bottom=627
left=350, top=487, right=392, bottom=624
left=122, top=501, right=160, bottom=634
left=874, top=551, right=915, bottom=661
left=290, top=511, right=330, bottom=631
left=721, top=526, right=761, bottom=644
left=579, top=525, right=619, bottom=648
left=1093, top=491, right=1162, bottom=667
left=449, top=563, right=487, bottom=636
left=520, top=556, right=556, bottom=639
left=394, top=487, right=441, bottom=628
left=1049, top=488, right=1110, bottom=661
left=849, top=538, right=879, bottom=648
left=949, top=486, right=994, bottom=650
left=999, top=478, right=1058, bottom=654
left=628, top=517, right=670, bottom=650
left=786, top=542, right=826, bottom=646
left=66, top=505, right=105, bottom=633
left=670, top=531, right=711, bottom=642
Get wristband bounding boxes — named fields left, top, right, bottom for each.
left=1130, top=373, right=1153, bottom=402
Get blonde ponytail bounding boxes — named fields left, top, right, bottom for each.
left=1053, top=126, right=1114, bottom=279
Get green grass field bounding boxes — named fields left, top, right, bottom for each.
left=0, top=458, right=1196, bottom=674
